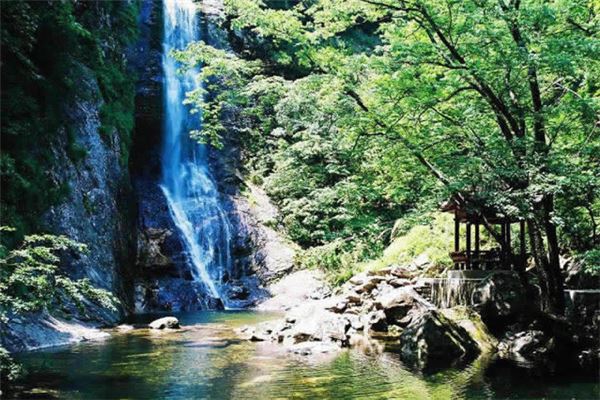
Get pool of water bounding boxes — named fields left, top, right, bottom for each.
left=8, top=311, right=599, bottom=399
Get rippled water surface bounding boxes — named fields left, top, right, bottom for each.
left=10, top=311, right=599, bottom=399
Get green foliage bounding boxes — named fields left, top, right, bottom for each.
left=177, top=38, right=434, bottom=256
left=299, top=238, right=379, bottom=285
left=0, top=228, right=118, bottom=323
left=0, top=345, right=23, bottom=383
left=199, top=0, right=599, bottom=292
left=581, top=248, right=600, bottom=275
left=176, top=0, right=599, bottom=298
left=361, top=213, right=455, bottom=274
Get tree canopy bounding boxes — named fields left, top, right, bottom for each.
left=181, top=0, right=598, bottom=313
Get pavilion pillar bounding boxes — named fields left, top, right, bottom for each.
left=506, top=222, right=512, bottom=270
left=466, top=222, right=472, bottom=270
left=519, top=220, right=526, bottom=271
left=474, top=221, right=480, bottom=270
left=500, top=222, right=506, bottom=269
left=454, top=212, right=460, bottom=269
left=454, top=213, right=460, bottom=252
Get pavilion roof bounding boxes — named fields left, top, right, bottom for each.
left=440, top=197, right=519, bottom=223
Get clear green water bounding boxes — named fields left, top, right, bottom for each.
left=10, top=311, right=599, bottom=399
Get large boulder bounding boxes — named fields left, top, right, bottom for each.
left=563, top=256, right=598, bottom=290
left=256, top=270, right=326, bottom=311
left=288, top=309, right=349, bottom=344
left=441, top=306, right=498, bottom=353
left=498, top=330, right=555, bottom=364
left=149, top=316, right=180, bottom=330
left=376, top=286, right=434, bottom=326
left=399, top=310, right=480, bottom=370
left=472, top=272, right=530, bottom=324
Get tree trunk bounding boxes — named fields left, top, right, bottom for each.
left=527, top=197, right=565, bottom=315
left=542, top=194, right=565, bottom=313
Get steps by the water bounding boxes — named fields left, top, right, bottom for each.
left=414, top=279, right=434, bottom=302
left=415, top=271, right=505, bottom=309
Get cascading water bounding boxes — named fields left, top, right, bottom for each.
left=161, top=0, right=232, bottom=307
left=430, top=278, right=482, bottom=309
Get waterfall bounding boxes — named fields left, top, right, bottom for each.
left=160, top=0, right=232, bottom=306
left=430, top=278, right=482, bottom=309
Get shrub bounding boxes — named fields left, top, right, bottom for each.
left=298, top=238, right=379, bottom=285
left=361, top=213, right=454, bottom=274
left=581, top=249, right=600, bottom=276
left=0, top=228, right=118, bottom=322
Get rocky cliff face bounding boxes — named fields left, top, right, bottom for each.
left=42, top=65, right=136, bottom=320
left=2, top=2, right=138, bottom=351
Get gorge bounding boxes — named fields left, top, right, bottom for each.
left=1, top=0, right=598, bottom=399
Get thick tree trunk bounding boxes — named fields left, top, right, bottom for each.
left=542, top=195, right=565, bottom=313
left=527, top=197, right=565, bottom=315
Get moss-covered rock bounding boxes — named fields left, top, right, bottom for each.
left=441, top=306, right=498, bottom=353
left=399, top=309, right=480, bottom=371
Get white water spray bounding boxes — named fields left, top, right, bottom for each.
left=161, top=0, right=232, bottom=304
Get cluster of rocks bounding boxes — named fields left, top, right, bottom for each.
left=240, top=264, right=600, bottom=372
left=239, top=266, right=486, bottom=369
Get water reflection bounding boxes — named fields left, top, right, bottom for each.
left=10, top=311, right=599, bottom=399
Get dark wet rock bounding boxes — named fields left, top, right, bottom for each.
left=135, top=278, right=224, bottom=312
left=399, top=309, right=480, bottom=370
left=366, top=310, right=388, bottom=332
left=472, top=272, right=530, bottom=324
left=563, top=256, right=598, bottom=290
left=137, top=228, right=175, bottom=270
left=227, top=284, right=250, bottom=300
left=498, top=330, right=555, bottom=363
left=149, top=316, right=180, bottom=330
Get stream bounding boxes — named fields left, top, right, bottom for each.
left=10, top=311, right=599, bottom=399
